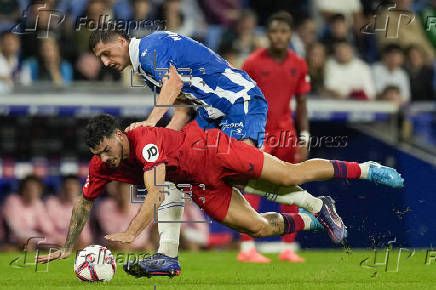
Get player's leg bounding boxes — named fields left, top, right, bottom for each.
left=222, top=141, right=324, bottom=214
left=270, top=135, right=304, bottom=262
left=236, top=194, right=271, bottom=263
left=279, top=204, right=305, bottom=262
left=222, top=95, right=272, bottom=262
left=237, top=141, right=272, bottom=263
left=220, top=188, right=322, bottom=239
left=156, top=183, right=184, bottom=258
left=124, top=182, right=183, bottom=278
left=220, top=145, right=347, bottom=243
left=243, top=180, right=323, bottom=213
left=257, top=154, right=376, bottom=244
left=218, top=131, right=348, bottom=242
left=260, top=152, right=404, bottom=188
left=261, top=154, right=334, bottom=185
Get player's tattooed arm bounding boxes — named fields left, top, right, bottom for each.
left=37, top=196, right=93, bottom=263
left=105, top=164, right=166, bottom=243
left=64, top=196, right=94, bottom=251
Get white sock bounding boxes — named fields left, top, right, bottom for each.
left=299, top=213, right=314, bottom=230
left=157, top=182, right=184, bottom=258
left=244, top=180, right=323, bottom=213
left=359, top=162, right=370, bottom=179
left=240, top=241, right=256, bottom=252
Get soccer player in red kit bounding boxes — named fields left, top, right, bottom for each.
left=240, top=11, right=311, bottom=263
left=36, top=114, right=404, bottom=277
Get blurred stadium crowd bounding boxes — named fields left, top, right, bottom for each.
left=0, top=0, right=435, bottom=251
left=1, top=0, right=436, bottom=102
left=0, top=173, right=210, bottom=252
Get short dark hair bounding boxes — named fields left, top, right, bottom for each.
left=383, top=44, right=403, bottom=55
left=406, top=44, right=425, bottom=57
left=329, top=13, right=346, bottom=24
left=0, top=31, right=15, bottom=40
left=18, top=175, right=43, bottom=195
left=267, top=11, right=294, bottom=30
left=89, top=24, right=130, bottom=52
left=130, top=0, right=150, bottom=4
left=62, top=174, right=79, bottom=184
left=85, top=114, right=121, bottom=148
left=333, top=39, right=350, bottom=48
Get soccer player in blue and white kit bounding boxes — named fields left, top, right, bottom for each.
left=96, top=30, right=268, bottom=148
left=85, top=29, right=403, bottom=277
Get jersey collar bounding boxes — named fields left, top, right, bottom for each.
left=266, top=48, right=292, bottom=65
left=129, top=37, right=141, bottom=73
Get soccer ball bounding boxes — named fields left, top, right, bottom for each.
left=74, top=245, right=116, bottom=282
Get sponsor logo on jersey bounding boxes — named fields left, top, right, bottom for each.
left=142, top=144, right=159, bottom=162
left=220, top=122, right=244, bottom=130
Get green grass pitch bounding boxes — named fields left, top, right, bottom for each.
left=1, top=250, right=436, bottom=289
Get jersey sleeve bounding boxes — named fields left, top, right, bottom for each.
left=295, top=60, right=311, bottom=95
left=132, top=128, right=169, bottom=172
left=139, top=33, right=178, bottom=83
left=82, top=158, right=109, bottom=200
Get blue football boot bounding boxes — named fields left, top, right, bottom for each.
left=315, top=196, right=347, bottom=244
left=365, top=162, right=404, bottom=188
left=123, top=253, right=181, bottom=278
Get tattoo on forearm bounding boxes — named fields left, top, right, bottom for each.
left=64, top=198, right=92, bottom=250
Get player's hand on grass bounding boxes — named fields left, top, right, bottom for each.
left=124, top=121, right=155, bottom=132
left=105, top=231, right=136, bottom=243
left=36, top=248, right=72, bottom=264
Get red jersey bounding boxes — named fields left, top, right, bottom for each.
left=82, top=126, right=184, bottom=200
left=82, top=121, right=263, bottom=203
left=242, top=48, right=311, bottom=131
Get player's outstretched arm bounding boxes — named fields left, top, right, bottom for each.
left=105, top=164, right=167, bottom=243
left=125, top=66, right=183, bottom=132
left=37, top=196, right=94, bottom=264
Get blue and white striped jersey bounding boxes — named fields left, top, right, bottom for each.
left=128, top=31, right=264, bottom=121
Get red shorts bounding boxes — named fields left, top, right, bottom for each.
left=183, top=123, right=265, bottom=221
left=191, top=184, right=233, bottom=222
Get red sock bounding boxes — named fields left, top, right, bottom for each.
left=330, top=160, right=361, bottom=179
left=282, top=232, right=297, bottom=243
left=281, top=204, right=298, bottom=243
left=241, top=233, right=254, bottom=242
left=290, top=213, right=305, bottom=232
left=281, top=213, right=305, bottom=234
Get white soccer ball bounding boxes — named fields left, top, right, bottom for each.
left=73, top=245, right=116, bottom=282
